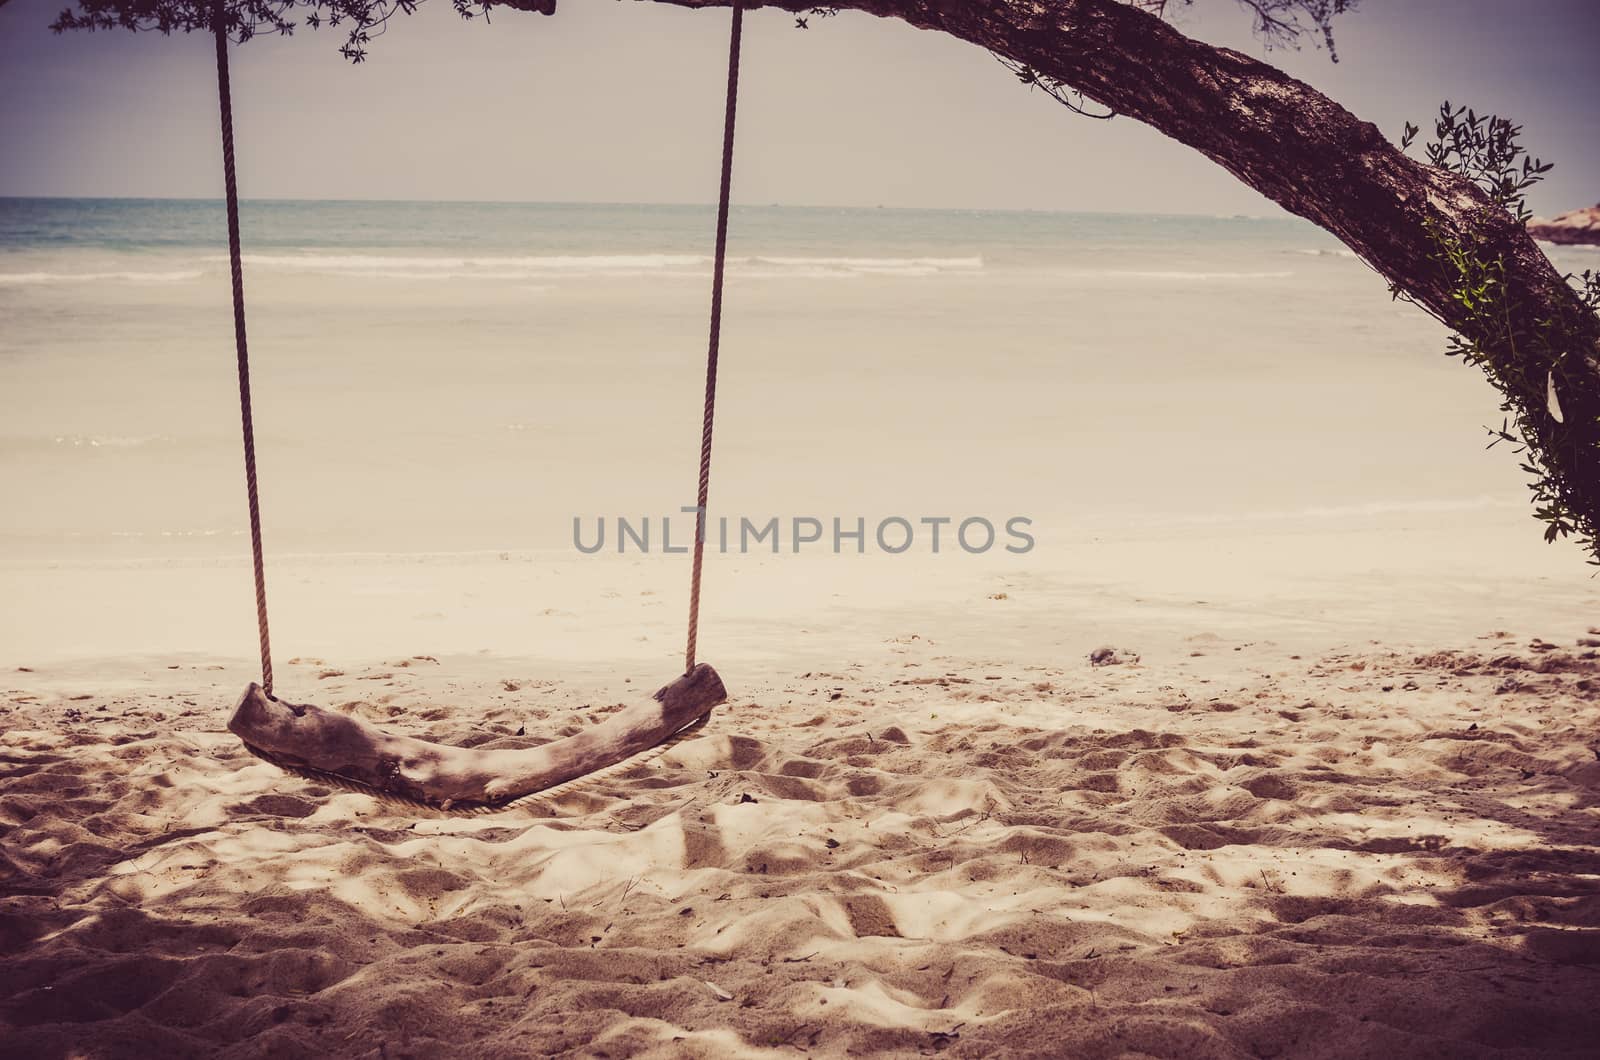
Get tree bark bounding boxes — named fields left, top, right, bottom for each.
left=229, top=663, right=727, bottom=809
left=516, top=0, right=1598, bottom=549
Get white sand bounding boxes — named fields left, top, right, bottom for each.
left=3, top=513, right=1599, bottom=1057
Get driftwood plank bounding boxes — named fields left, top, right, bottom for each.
left=228, top=663, right=727, bottom=809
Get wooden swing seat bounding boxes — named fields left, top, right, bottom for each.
left=229, top=663, right=727, bottom=813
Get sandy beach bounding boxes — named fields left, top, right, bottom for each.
left=5, top=0, right=1600, bottom=1047
left=3, top=514, right=1599, bottom=1058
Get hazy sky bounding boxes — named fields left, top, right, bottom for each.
left=0, top=0, right=1595, bottom=215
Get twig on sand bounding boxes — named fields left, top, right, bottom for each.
left=948, top=814, right=989, bottom=837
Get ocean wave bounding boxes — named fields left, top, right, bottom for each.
left=193, top=252, right=986, bottom=279
left=739, top=268, right=868, bottom=280
left=208, top=252, right=711, bottom=273
left=106, top=528, right=240, bottom=539
left=323, top=267, right=649, bottom=282
left=0, top=269, right=203, bottom=286
left=1067, top=269, right=1295, bottom=282
left=1153, top=495, right=1522, bottom=527
left=52, top=433, right=177, bottom=449
left=752, top=255, right=983, bottom=271
left=1292, top=248, right=1360, bottom=259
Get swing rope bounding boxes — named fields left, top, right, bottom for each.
left=213, top=5, right=274, bottom=697
left=685, top=0, right=744, bottom=675
left=213, top=0, right=745, bottom=694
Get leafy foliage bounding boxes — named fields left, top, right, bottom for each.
left=50, top=0, right=499, bottom=61
left=1401, top=105, right=1552, bottom=224
left=792, top=6, right=838, bottom=31
left=1400, top=103, right=1600, bottom=561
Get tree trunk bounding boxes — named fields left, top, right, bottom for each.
left=539, top=0, right=1598, bottom=549
left=229, top=663, right=727, bottom=809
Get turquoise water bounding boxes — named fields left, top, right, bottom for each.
left=0, top=196, right=1330, bottom=260
left=2, top=196, right=1592, bottom=561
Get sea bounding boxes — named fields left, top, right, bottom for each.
left=3, top=196, right=1596, bottom=566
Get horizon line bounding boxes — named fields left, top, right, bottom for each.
left=0, top=193, right=1288, bottom=222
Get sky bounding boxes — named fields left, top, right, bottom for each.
left=0, top=0, right=1595, bottom=215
